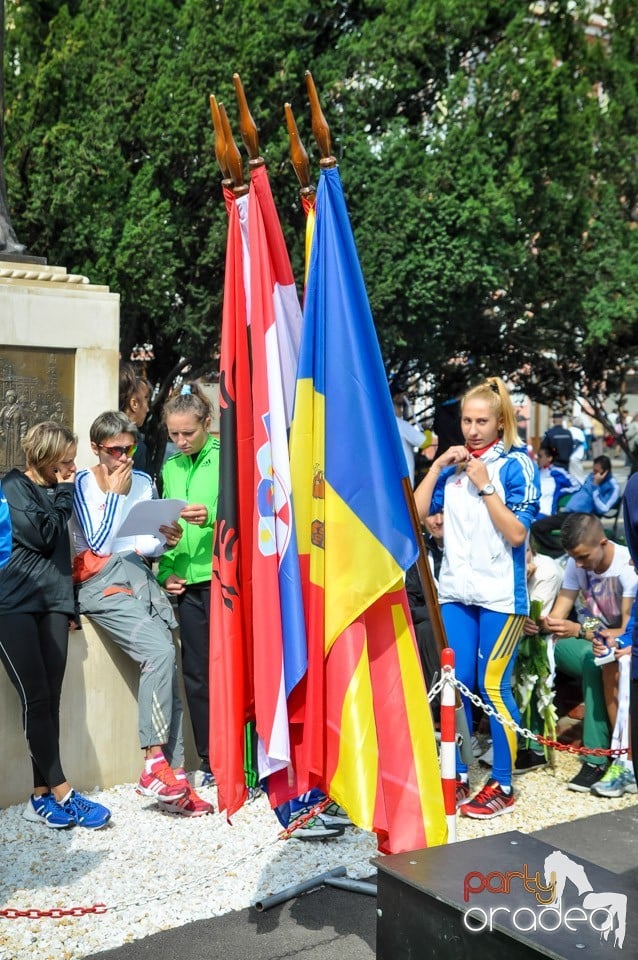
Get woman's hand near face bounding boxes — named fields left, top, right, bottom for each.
left=465, top=458, right=490, bottom=491
left=52, top=462, right=77, bottom=484
left=437, top=445, right=469, bottom=468
left=100, top=459, right=133, bottom=496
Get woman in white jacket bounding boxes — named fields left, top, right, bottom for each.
left=415, top=378, right=540, bottom=820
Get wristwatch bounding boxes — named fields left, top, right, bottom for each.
left=478, top=483, right=496, bottom=497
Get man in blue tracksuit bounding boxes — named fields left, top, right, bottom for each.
left=531, top=455, right=620, bottom=557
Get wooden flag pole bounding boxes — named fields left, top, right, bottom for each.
left=233, top=73, right=265, bottom=169
left=402, top=477, right=473, bottom=766
left=218, top=101, right=248, bottom=197
left=305, top=71, right=337, bottom=169
left=285, top=102, right=316, bottom=204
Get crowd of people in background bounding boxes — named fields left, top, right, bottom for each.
left=408, top=392, right=638, bottom=818
left=1, top=366, right=637, bottom=837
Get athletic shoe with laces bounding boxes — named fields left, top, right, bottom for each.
left=23, top=793, right=75, bottom=829
left=567, top=762, right=607, bottom=793
left=320, top=801, right=352, bottom=826
left=136, top=757, right=188, bottom=799
left=590, top=762, right=638, bottom=798
left=158, top=783, right=214, bottom=817
left=63, top=791, right=111, bottom=830
left=455, top=779, right=470, bottom=808
left=288, top=812, right=345, bottom=840
left=513, top=749, right=548, bottom=775
left=460, top=779, right=515, bottom=819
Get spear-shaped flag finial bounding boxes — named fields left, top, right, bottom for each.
left=219, top=101, right=248, bottom=196
left=209, top=94, right=232, bottom=184
left=305, top=71, right=336, bottom=169
left=233, top=73, right=264, bottom=169
left=285, top=102, right=315, bottom=201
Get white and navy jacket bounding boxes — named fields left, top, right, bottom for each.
left=71, top=468, right=164, bottom=558
left=430, top=442, right=540, bottom=615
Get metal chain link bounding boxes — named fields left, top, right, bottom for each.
left=441, top=673, right=630, bottom=757
left=0, top=904, right=107, bottom=920
left=278, top=796, right=330, bottom=839
left=0, top=805, right=370, bottom=922
left=427, top=672, right=446, bottom=703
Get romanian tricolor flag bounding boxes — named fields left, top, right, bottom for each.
left=288, top=165, right=447, bottom=854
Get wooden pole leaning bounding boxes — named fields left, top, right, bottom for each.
left=402, top=483, right=474, bottom=770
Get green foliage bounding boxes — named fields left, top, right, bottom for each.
left=2, top=0, right=637, bottom=407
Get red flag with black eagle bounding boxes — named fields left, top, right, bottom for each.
left=210, top=188, right=255, bottom=816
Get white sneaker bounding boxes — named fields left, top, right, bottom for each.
left=320, top=801, right=352, bottom=826
left=289, top=812, right=345, bottom=840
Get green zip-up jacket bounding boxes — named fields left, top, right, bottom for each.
left=157, top=435, right=220, bottom=586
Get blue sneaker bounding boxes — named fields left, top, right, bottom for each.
left=591, top=762, right=638, bottom=798
left=63, top=791, right=111, bottom=830
left=23, top=793, right=75, bottom=829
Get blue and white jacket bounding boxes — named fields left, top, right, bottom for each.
left=430, top=442, right=540, bottom=615
left=538, top=465, right=581, bottom=517
left=71, top=468, right=165, bottom=558
left=565, top=472, right=620, bottom=516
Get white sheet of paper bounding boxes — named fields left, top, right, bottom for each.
left=114, top=499, right=188, bottom=539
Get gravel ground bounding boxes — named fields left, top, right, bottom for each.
left=0, top=752, right=636, bottom=960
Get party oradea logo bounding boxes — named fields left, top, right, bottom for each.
left=463, top=850, right=626, bottom=950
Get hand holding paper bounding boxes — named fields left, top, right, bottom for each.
left=114, top=499, right=188, bottom=541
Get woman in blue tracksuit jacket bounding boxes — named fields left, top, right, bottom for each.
left=415, top=377, right=540, bottom=820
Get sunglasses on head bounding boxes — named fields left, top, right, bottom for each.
left=98, top=443, right=137, bottom=458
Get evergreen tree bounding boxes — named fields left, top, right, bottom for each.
left=2, top=0, right=636, bottom=418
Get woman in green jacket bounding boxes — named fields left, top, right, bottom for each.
left=158, top=384, right=220, bottom=784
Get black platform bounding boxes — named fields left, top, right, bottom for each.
left=374, top=830, right=636, bottom=959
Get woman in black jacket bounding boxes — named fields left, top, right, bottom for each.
left=0, top=422, right=110, bottom=830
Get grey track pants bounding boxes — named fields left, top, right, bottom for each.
left=76, top=552, right=185, bottom=767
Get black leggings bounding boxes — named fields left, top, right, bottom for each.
left=177, top=584, right=211, bottom=769
left=0, top=612, right=69, bottom=790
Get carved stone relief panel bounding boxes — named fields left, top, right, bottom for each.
left=0, top=346, right=75, bottom=476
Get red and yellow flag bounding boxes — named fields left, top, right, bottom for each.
left=287, top=166, right=447, bottom=853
